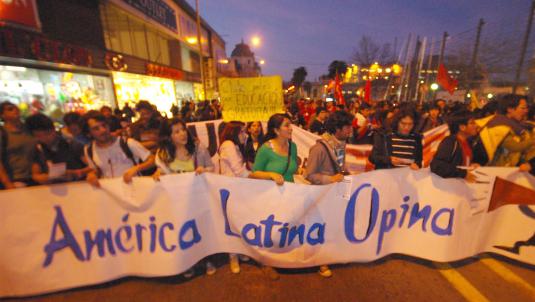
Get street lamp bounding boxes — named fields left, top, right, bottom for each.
left=251, top=36, right=261, bottom=47
left=259, top=59, right=265, bottom=65
left=430, top=83, right=439, bottom=91
left=186, top=37, right=198, bottom=44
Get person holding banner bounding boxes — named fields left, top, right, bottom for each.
left=305, top=110, right=354, bottom=278
left=250, top=113, right=298, bottom=280
left=305, top=110, right=353, bottom=184
left=250, top=113, right=298, bottom=185
left=369, top=108, right=422, bottom=170
left=477, top=94, right=535, bottom=167
left=25, top=113, right=89, bottom=184
left=218, top=121, right=252, bottom=273
left=430, top=110, right=480, bottom=182
left=82, top=111, right=155, bottom=187
left=152, top=117, right=216, bottom=277
left=153, top=118, right=215, bottom=177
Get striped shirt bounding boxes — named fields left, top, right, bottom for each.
left=389, top=133, right=421, bottom=166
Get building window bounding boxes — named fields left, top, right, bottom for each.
left=100, top=3, right=170, bottom=65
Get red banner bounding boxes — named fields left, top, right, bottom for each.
left=0, top=0, right=41, bottom=30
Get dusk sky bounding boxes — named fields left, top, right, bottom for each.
left=189, top=0, right=533, bottom=81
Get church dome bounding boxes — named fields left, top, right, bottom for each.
left=231, top=41, right=254, bottom=57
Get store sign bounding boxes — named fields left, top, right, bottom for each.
left=0, top=0, right=41, bottom=30
left=0, top=29, right=93, bottom=67
left=122, top=0, right=178, bottom=33
left=146, top=63, right=183, bottom=80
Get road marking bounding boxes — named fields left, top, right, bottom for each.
left=480, top=258, right=535, bottom=299
left=434, top=263, right=489, bottom=302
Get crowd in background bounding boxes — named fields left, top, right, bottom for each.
left=1, top=92, right=534, bottom=279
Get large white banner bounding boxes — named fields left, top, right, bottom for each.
left=1, top=168, right=534, bottom=297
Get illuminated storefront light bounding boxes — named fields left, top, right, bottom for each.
left=113, top=72, right=176, bottom=115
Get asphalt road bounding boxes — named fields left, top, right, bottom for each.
left=4, top=253, right=535, bottom=302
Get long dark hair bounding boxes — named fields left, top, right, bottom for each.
left=220, top=121, right=246, bottom=154
left=158, top=118, right=196, bottom=163
left=391, top=108, right=418, bottom=134
left=246, top=121, right=265, bottom=143
left=264, top=113, right=291, bottom=141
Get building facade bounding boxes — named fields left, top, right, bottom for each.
left=227, top=40, right=261, bottom=77
left=0, top=0, right=227, bottom=118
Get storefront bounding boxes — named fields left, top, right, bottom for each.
left=174, top=80, right=195, bottom=105
left=102, top=0, right=207, bottom=111
left=112, top=71, right=176, bottom=116
left=0, top=65, right=115, bottom=119
left=0, top=27, right=117, bottom=118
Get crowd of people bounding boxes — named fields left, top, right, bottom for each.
left=1, top=93, right=534, bottom=279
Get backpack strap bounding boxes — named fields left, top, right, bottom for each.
left=86, top=142, right=102, bottom=177
left=119, top=137, right=137, bottom=166
left=318, top=140, right=341, bottom=174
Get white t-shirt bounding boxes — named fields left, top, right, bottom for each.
left=84, top=138, right=151, bottom=178
left=219, top=140, right=250, bottom=178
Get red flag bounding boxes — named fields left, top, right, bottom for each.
left=437, top=63, right=458, bottom=95
left=488, top=177, right=535, bottom=212
left=334, top=73, right=345, bottom=105
left=364, top=80, right=371, bottom=104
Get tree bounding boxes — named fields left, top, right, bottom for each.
left=328, top=60, right=348, bottom=79
left=291, top=66, right=308, bottom=88
left=352, top=35, right=394, bottom=67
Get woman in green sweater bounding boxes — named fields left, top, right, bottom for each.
left=249, top=113, right=297, bottom=280
left=250, top=113, right=298, bottom=185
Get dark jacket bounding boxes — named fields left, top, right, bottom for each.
left=369, top=130, right=423, bottom=170
left=416, top=116, right=444, bottom=133
left=430, top=135, right=467, bottom=179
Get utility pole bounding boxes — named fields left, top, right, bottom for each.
left=405, top=36, right=421, bottom=101
left=195, top=0, right=207, bottom=100
left=434, top=31, right=448, bottom=100
left=398, top=33, right=412, bottom=101
left=423, top=37, right=435, bottom=101
left=512, top=0, right=535, bottom=94
left=415, top=37, right=427, bottom=103
left=469, top=18, right=485, bottom=90
left=438, top=31, right=449, bottom=67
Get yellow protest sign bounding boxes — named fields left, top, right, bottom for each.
left=218, top=76, right=284, bottom=122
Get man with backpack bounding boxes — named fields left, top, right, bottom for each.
left=305, top=110, right=353, bottom=185
left=26, top=113, right=89, bottom=184
left=304, top=110, right=353, bottom=278
left=82, top=111, right=155, bottom=187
